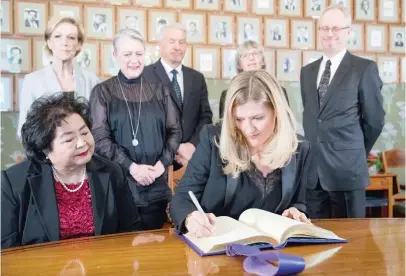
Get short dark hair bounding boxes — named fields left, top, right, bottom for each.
left=21, top=93, right=91, bottom=163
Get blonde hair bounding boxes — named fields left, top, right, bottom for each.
left=320, top=4, right=352, bottom=26
left=44, top=16, right=85, bottom=57
left=236, top=40, right=266, bottom=73
left=219, top=70, right=298, bottom=177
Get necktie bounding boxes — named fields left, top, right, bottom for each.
left=171, top=69, right=183, bottom=109
left=318, top=60, right=332, bottom=107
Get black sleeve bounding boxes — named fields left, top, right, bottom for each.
left=1, top=171, right=20, bottom=249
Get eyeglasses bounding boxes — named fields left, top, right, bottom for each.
left=318, top=26, right=350, bottom=34
left=240, top=51, right=262, bottom=59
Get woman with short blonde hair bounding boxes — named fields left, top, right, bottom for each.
left=170, top=71, right=311, bottom=238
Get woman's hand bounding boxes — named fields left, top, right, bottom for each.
left=185, top=211, right=216, bottom=238
left=153, top=161, right=165, bottom=178
left=282, top=207, right=312, bottom=224
left=130, top=163, right=156, bottom=186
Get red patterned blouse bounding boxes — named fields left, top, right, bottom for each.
left=54, top=178, right=95, bottom=240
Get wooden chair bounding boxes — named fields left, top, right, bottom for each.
left=167, top=165, right=187, bottom=194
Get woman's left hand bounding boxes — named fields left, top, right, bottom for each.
left=282, top=207, right=312, bottom=224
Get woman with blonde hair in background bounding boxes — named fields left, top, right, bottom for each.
left=170, top=70, right=311, bottom=237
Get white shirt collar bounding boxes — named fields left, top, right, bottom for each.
left=322, top=48, right=347, bottom=66
left=160, top=59, right=182, bottom=75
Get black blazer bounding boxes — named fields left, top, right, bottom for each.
left=1, top=155, right=142, bottom=249
left=170, top=123, right=311, bottom=232
left=143, top=60, right=213, bottom=146
left=300, top=51, right=385, bottom=191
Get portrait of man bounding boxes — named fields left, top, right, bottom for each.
left=285, top=0, right=296, bottom=10
left=348, top=29, right=357, bottom=46
left=156, top=18, right=167, bottom=37
left=360, top=0, right=370, bottom=16
left=93, top=14, right=107, bottom=33
left=187, top=21, right=199, bottom=38
left=394, top=32, right=404, bottom=47
left=7, top=46, right=22, bottom=65
left=76, top=49, right=91, bottom=69
left=24, top=9, right=39, bottom=28
left=231, top=0, right=241, bottom=7
left=296, top=26, right=308, bottom=43
left=243, top=23, right=257, bottom=41
left=200, top=0, right=213, bottom=4
left=215, top=21, right=227, bottom=40
left=311, top=0, right=321, bottom=11
left=272, top=25, right=282, bottom=41
left=382, top=61, right=394, bottom=78
left=283, top=57, right=294, bottom=73
left=125, top=16, right=139, bottom=31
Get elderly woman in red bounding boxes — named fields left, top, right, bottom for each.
left=1, top=93, right=142, bottom=249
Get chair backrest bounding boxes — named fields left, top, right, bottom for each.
left=382, top=148, right=405, bottom=172
left=167, top=165, right=187, bottom=194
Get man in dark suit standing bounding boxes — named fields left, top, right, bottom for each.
left=300, top=5, right=385, bottom=218
left=143, top=23, right=213, bottom=169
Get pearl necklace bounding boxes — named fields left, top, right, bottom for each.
left=52, top=166, right=87, bottom=193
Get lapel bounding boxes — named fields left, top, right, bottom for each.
left=27, top=163, right=60, bottom=242
left=319, top=51, right=354, bottom=115
left=274, top=155, right=297, bottom=214
left=309, top=58, right=322, bottom=114
left=182, top=66, right=193, bottom=113
left=154, top=60, right=182, bottom=112
left=44, top=65, right=62, bottom=92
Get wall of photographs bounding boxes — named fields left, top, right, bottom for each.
left=1, top=0, right=405, bottom=112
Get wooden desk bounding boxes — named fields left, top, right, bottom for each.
left=2, top=219, right=404, bottom=275
left=367, top=173, right=397, bottom=217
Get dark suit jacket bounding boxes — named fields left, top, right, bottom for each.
left=143, top=60, right=213, bottom=146
left=170, top=123, right=311, bottom=232
left=1, top=155, right=142, bottom=249
left=300, top=51, right=385, bottom=192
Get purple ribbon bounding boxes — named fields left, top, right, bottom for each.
left=226, top=244, right=305, bottom=276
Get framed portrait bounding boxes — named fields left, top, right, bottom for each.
left=208, top=14, right=234, bottom=45
left=14, top=74, right=25, bottom=111
left=164, top=0, right=191, bottom=9
left=1, top=1, right=12, bottom=34
left=237, top=16, right=262, bottom=44
left=84, top=5, right=115, bottom=40
left=251, top=0, right=275, bottom=15
left=347, top=23, right=364, bottom=52
left=291, top=19, right=315, bottom=50
left=192, top=46, right=220, bottom=79
left=221, top=47, right=238, bottom=79
left=366, top=24, right=387, bottom=53
left=0, top=74, right=14, bottom=111
left=264, top=18, right=289, bottom=48
left=148, top=9, right=177, bottom=42
left=144, top=43, right=160, bottom=65
left=182, top=46, right=192, bottom=67
left=278, top=0, right=302, bottom=17
left=33, top=38, right=51, bottom=70
left=179, top=12, right=206, bottom=44
left=355, top=0, right=376, bottom=21
left=194, top=0, right=220, bottom=12
left=389, top=25, right=405, bottom=53
left=15, top=0, right=48, bottom=36
left=354, top=52, right=376, bottom=62
left=303, top=50, right=323, bottom=65
left=133, top=0, right=162, bottom=8
left=263, top=48, right=276, bottom=76
left=377, top=55, right=399, bottom=84
left=329, top=0, right=353, bottom=15
left=224, top=0, right=248, bottom=13
left=304, top=0, right=327, bottom=18
left=403, top=0, right=406, bottom=23
left=101, top=41, right=120, bottom=77
left=1, top=37, right=31, bottom=73
left=401, top=56, right=405, bottom=83
left=117, top=7, right=146, bottom=39
left=378, top=0, right=400, bottom=23
left=276, top=49, right=301, bottom=81
left=50, top=2, right=83, bottom=21
left=75, top=41, right=99, bottom=75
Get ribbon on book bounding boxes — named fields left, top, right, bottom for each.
left=226, top=244, right=306, bottom=276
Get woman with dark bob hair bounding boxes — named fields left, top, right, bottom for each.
left=1, top=93, right=142, bottom=249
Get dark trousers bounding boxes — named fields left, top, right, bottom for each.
left=306, top=180, right=366, bottom=219
left=138, top=201, right=168, bottom=230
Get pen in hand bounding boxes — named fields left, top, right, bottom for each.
left=188, top=191, right=216, bottom=236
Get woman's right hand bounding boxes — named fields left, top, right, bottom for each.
left=130, top=163, right=156, bottom=185
left=185, top=211, right=216, bottom=238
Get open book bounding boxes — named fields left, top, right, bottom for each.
left=176, top=209, right=347, bottom=256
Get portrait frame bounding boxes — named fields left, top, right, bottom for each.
left=329, top=0, right=353, bottom=17
left=75, top=40, right=100, bottom=76
left=1, top=1, right=13, bottom=35
left=14, top=74, right=26, bottom=111
left=15, top=0, right=48, bottom=36
left=354, top=0, right=376, bottom=21
left=347, top=23, right=365, bottom=52
left=401, top=56, right=405, bottom=83
left=304, top=0, right=327, bottom=18
left=100, top=41, right=120, bottom=77
left=192, top=45, right=220, bottom=79
left=403, top=0, right=406, bottom=23
left=251, top=0, right=275, bottom=15
left=389, top=25, right=405, bottom=53
left=264, top=18, right=289, bottom=48
left=1, top=37, right=32, bottom=74
left=365, top=24, right=387, bottom=53
left=117, top=7, right=147, bottom=39
left=0, top=74, right=14, bottom=112
left=276, top=49, right=301, bottom=81
left=221, top=46, right=238, bottom=79
left=377, top=55, right=399, bottom=84
left=263, top=48, right=276, bottom=77
left=354, top=52, right=377, bottom=62
left=291, top=19, right=315, bottom=50
left=208, top=14, right=235, bottom=45
left=224, top=0, right=248, bottom=14
left=103, top=0, right=131, bottom=5
left=33, top=37, right=51, bottom=70
left=144, top=43, right=160, bottom=66
left=194, top=0, right=220, bottom=12
left=133, top=0, right=162, bottom=8
left=302, top=50, right=323, bottom=66
left=179, top=11, right=207, bottom=44
left=237, top=16, right=262, bottom=44
left=147, top=9, right=177, bottom=43
left=84, top=5, right=115, bottom=40
left=378, top=0, right=400, bottom=23
left=50, top=2, right=83, bottom=21
left=164, top=0, right=192, bottom=10
left=278, top=0, right=302, bottom=17
left=182, top=45, right=193, bottom=68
